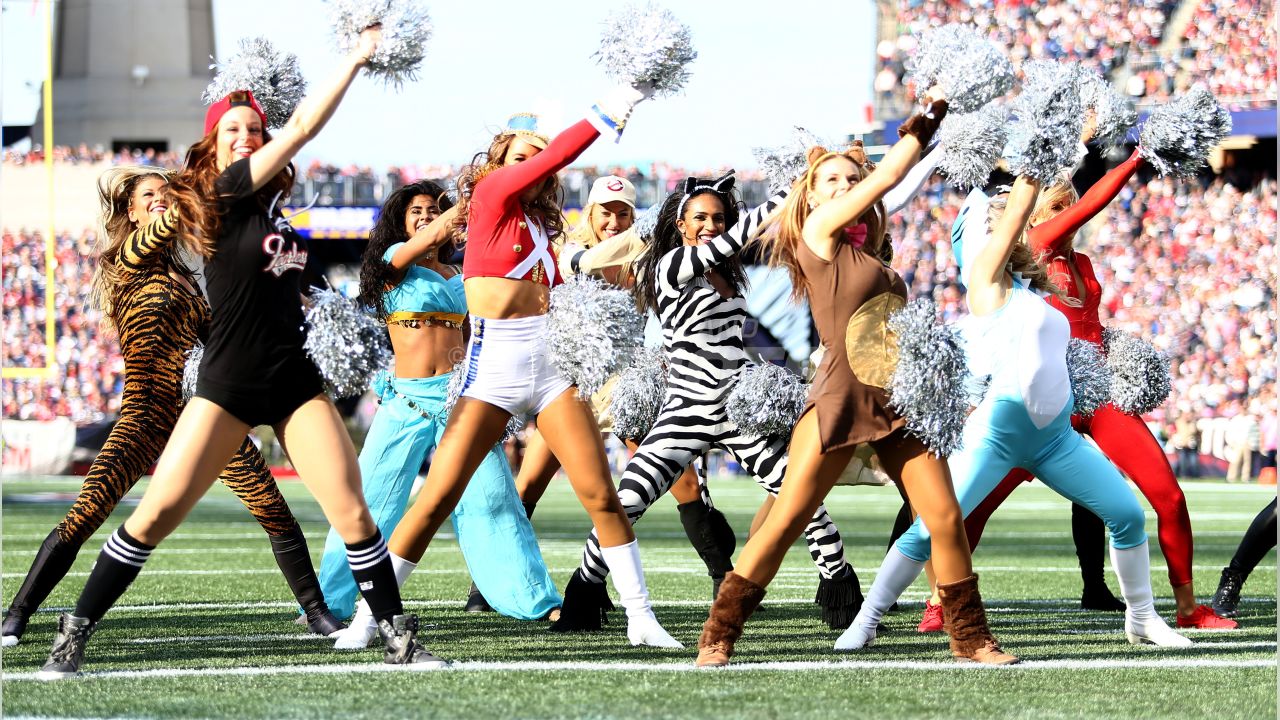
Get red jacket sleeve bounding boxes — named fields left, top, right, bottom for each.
left=1029, top=149, right=1143, bottom=259
left=473, top=120, right=601, bottom=209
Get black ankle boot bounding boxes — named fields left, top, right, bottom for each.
left=815, top=566, right=864, bottom=629
left=1212, top=568, right=1245, bottom=618
left=465, top=581, right=494, bottom=613
left=678, top=501, right=736, bottom=599
left=549, top=570, right=614, bottom=632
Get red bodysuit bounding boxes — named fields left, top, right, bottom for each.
left=463, top=120, right=601, bottom=288
left=963, top=150, right=1196, bottom=588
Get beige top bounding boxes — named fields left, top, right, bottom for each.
left=557, top=227, right=648, bottom=282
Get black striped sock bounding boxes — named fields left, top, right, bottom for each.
left=346, top=530, right=403, bottom=625
left=73, top=526, right=155, bottom=623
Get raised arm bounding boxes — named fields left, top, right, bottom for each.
left=882, top=143, right=943, bottom=216
left=388, top=206, right=460, bottom=273
left=656, top=189, right=788, bottom=290
left=967, top=176, right=1041, bottom=315
left=119, top=205, right=181, bottom=270
left=244, top=27, right=379, bottom=191
left=803, top=96, right=948, bottom=260
left=473, top=120, right=602, bottom=209
left=1029, top=148, right=1143, bottom=258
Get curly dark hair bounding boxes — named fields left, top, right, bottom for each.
left=450, top=133, right=565, bottom=243
left=358, top=180, right=455, bottom=319
left=632, top=177, right=745, bottom=315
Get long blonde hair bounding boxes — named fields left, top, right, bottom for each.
left=91, top=166, right=196, bottom=330
left=754, top=143, right=888, bottom=301
left=985, top=190, right=1080, bottom=306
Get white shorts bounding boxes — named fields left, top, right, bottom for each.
left=460, top=315, right=573, bottom=417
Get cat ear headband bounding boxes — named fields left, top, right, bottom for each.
left=676, top=170, right=736, bottom=218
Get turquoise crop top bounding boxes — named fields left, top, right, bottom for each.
left=382, top=242, right=467, bottom=327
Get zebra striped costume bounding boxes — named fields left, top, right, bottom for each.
left=576, top=189, right=852, bottom=589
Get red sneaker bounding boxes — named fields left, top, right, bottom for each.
left=917, top=600, right=944, bottom=633
left=1176, top=604, right=1239, bottom=630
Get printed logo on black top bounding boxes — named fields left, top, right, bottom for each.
left=262, top=233, right=308, bottom=277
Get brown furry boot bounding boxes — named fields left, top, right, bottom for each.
left=937, top=574, right=1019, bottom=665
left=696, top=572, right=766, bottom=667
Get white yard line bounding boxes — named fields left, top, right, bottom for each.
left=3, top=656, right=1274, bottom=682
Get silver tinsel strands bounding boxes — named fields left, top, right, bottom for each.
left=1076, top=67, right=1137, bottom=148
left=1139, top=85, right=1232, bottom=178
left=181, top=342, right=204, bottom=404
left=887, top=299, right=971, bottom=456
left=751, top=128, right=832, bottom=193
left=547, top=275, right=644, bottom=397
left=443, top=363, right=523, bottom=442
left=1103, top=329, right=1172, bottom=415
left=203, top=37, right=306, bottom=129
left=1066, top=338, right=1111, bottom=417
left=608, top=349, right=668, bottom=440
left=303, top=288, right=392, bottom=399
left=1004, top=60, right=1084, bottom=184
left=329, top=0, right=432, bottom=86
left=726, top=363, right=808, bottom=438
left=937, top=104, right=1010, bottom=190
left=594, top=2, right=697, bottom=98
left=633, top=202, right=663, bottom=241
left=906, top=23, right=1014, bottom=113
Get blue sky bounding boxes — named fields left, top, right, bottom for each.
left=2, top=0, right=878, bottom=168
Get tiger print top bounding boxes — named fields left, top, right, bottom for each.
left=650, top=190, right=787, bottom=403
left=112, top=206, right=208, bottom=390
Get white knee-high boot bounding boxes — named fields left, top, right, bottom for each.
left=836, top=548, right=926, bottom=650
left=334, top=553, right=417, bottom=650
left=1110, top=541, right=1193, bottom=647
left=600, top=540, right=683, bottom=649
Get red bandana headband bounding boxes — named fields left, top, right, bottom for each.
left=204, top=90, right=268, bottom=136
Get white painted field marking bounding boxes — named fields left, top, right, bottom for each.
left=3, top=656, right=1274, bottom=682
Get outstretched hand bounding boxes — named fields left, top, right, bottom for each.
left=353, top=24, right=383, bottom=66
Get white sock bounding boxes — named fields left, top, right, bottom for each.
left=861, top=547, right=927, bottom=628
left=600, top=540, right=653, bottom=620
left=1110, top=541, right=1158, bottom=620
left=391, top=552, right=417, bottom=589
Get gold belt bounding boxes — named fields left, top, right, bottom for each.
left=386, top=310, right=465, bottom=329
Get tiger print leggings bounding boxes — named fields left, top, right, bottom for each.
left=56, top=380, right=297, bottom=545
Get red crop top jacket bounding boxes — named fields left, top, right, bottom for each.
left=462, top=120, right=603, bottom=288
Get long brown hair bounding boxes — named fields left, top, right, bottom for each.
left=91, top=166, right=198, bottom=331
left=167, top=127, right=295, bottom=259
left=754, top=144, right=888, bottom=301
left=985, top=191, right=1080, bottom=306
left=452, top=132, right=565, bottom=243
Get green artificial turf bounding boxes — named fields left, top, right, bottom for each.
left=1, top=475, right=1275, bottom=719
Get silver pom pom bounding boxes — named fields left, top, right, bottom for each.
left=726, top=363, right=808, bottom=438
left=303, top=288, right=392, bottom=399
left=1004, top=60, right=1084, bottom=184
left=633, top=202, right=663, bottom=242
left=887, top=299, right=971, bottom=457
left=1139, top=85, right=1232, bottom=178
left=937, top=104, right=1010, bottom=190
left=608, top=348, right=668, bottom=440
left=181, top=342, right=203, bottom=404
left=443, top=362, right=523, bottom=443
left=548, top=275, right=644, bottom=397
left=203, top=37, right=306, bottom=129
left=751, top=127, right=818, bottom=194
left=1076, top=67, right=1137, bottom=148
left=328, top=0, right=432, bottom=87
left=1066, top=338, right=1112, bottom=417
left=594, top=1, right=697, bottom=98
left=1103, top=329, right=1172, bottom=415
left=906, top=24, right=1015, bottom=114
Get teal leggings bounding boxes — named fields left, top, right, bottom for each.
left=317, top=372, right=560, bottom=619
left=896, top=396, right=1147, bottom=562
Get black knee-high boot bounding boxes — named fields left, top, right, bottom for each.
left=2, top=530, right=82, bottom=642
left=270, top=523, right=344, bottom=636
left=679, top=501, right=736, bottom=599
left=1073, top=503, right=1125, bottom=611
